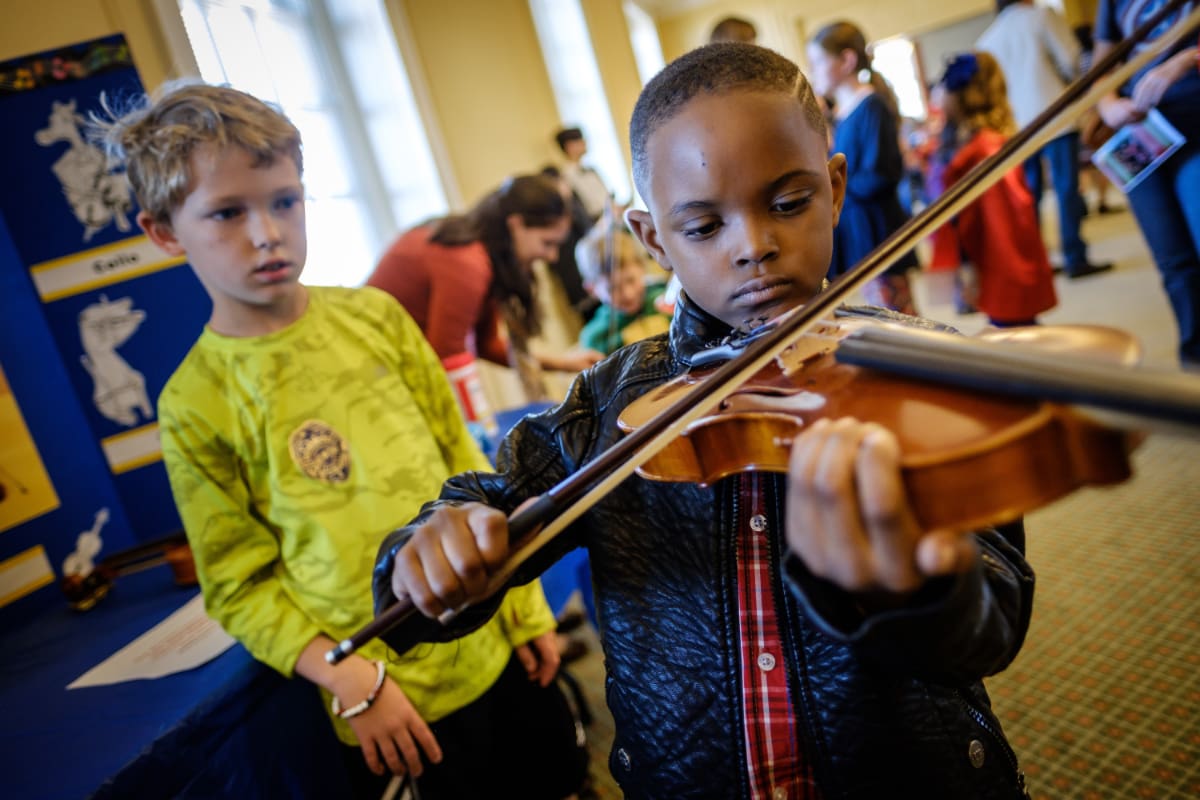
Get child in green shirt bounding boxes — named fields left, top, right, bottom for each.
left=575, top=222, right=672, bottom=355
left=94, top=81, right=585, bottom=800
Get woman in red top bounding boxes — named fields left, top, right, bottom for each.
left=931, top=51, right=1058, bottom=327
left=369, top=174, right=602, bottom=376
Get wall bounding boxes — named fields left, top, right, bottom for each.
left=654, top=0, right=1000, bottom=67
left=582, top=0, right=643, bottom=174
left=0, top=0, right=177, bottom=88
left=652, top=0, right=1100, bottom=67
left=395, top=0, right=563, bottom=205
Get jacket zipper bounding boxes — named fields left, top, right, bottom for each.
left=956, top=688, right=1027, bottom=793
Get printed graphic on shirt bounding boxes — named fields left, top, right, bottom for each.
left=289, top=420, right=351, bottom=483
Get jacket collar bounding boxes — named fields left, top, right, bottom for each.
left=668, top=291, right=735, bottom=367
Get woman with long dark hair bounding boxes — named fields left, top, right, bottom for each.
left=369, top=174, right=603, bottom=389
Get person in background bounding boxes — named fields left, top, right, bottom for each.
left=1094, top=0, right=1199, bottom=369
left=368, top=174, right=603, bottom=399
left=931, top=52, right=1058, bottom=327
left=540, top=164, right=602, bottom=323
left=976, top=0, right=1112, bottom=279
left=554, top=126, right=614, bottom=227
left=574, top=220, right=671, bottom=355
left=94, top=81, right=586, bottom=800
left=1073, top=23, right=1122, bottom=216
left=806, top=20, right=919, bottom=315
left=709, top=15, right=758, bottom=44
left=375, top=42, right=1033, bottom=800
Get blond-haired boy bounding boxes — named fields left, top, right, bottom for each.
left=574, top=222, right=671, bottom=355
left=94, top=81, right=585, bottom=799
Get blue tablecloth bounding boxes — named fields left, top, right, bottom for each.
left=0, top=400, right=595, bottom=799
left=0, top=568, right=351, bottom=799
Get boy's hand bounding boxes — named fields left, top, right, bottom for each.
left=342, top=671, right=442, bottom=777
left=392, top=503, right=510, bottom=619
left=785, top=418, right=977, bottom=598
left=515, top=630, right=561, bottom=687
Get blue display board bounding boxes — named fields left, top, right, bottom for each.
left=0, top=35, right=210, bottom=617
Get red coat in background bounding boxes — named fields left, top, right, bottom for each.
left=931, top=129, right=1057, bottom=324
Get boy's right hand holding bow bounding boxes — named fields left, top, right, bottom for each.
left=391, top=504, right=513, bottom=620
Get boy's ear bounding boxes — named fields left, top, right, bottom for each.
left=624, top=208, right=672, bottom=272
left=827, top=154, right=848, bottom=229
left=138, top=211, right=185, bottom=257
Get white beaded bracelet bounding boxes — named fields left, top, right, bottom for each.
left=331, top=659, right=386, bottom=719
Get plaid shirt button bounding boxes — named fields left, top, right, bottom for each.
left=757, top=652, right=777, bottom=671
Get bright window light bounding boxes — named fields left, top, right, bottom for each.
left=528, top=0, right=632, bottom=204
left=872, top=37, right=928, bottom=121
left=623, top=1, right=666, bottom=87
left=176, top=0, right=447, bottom=286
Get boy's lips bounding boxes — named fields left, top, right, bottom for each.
left=733, top=276, right=791, bottom=305
left=253, top=259, right=292, bottom=273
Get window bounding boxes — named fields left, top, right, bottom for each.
left=527, top=0, right=631, bottom=204
left=871, top=36, right=928, bottom=120
left=176, top=0, right=447, bottom=286
left=623, top=1, right=666, bottom=87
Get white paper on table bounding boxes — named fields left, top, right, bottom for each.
left=67, top=593, right=236, bottom=689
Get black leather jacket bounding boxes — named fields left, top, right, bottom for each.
left=375, top=296, right=1035, bottom=800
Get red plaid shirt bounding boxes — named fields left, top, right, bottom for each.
left=736, top=474, right=820, bottom=800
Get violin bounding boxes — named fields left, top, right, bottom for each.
left=327, top=0, right=1200, bottom=664
left=60, top=526, right=197, bottom=611
left=618, top=315, right=1200, bottom=533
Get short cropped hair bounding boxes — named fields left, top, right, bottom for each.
left=91, top=80, right=302, bottom=224
left=629, top=43, right=826, bottom=197
left=555, top=126, right=584, bottom=153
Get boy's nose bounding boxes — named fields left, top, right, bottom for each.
left=733, top=220, right=779, bottom=267
left=252, top=213, right=283, bottom=249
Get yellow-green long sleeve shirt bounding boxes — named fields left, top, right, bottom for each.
left=158, top=285, right=555, bottom=744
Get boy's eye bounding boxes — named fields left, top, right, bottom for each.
left=210, top=206, right=243, bottom=221
left=275, top=193, right=302, bottom=211
left=772, top=194, right=812, bottom=214
left=682, top=218, right=721, bottom=239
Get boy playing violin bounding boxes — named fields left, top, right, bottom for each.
left=375, top=43, right=1034, bottom=799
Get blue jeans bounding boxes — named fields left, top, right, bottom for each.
left=1126, top=101, right=1200, bottom=364
left=1024, top=132, right=1089, bottom=270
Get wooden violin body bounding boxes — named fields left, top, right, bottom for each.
left=618, top=318, right=1139, bottom=532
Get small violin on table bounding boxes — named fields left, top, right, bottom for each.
left=60, top=510, right=197, bottom=611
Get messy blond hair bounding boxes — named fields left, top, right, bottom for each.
left=575, top=222, right=647, bottom=287
left=90, top=80, right=302, bottom=223
left=951, top=51, right=1016, bottom=137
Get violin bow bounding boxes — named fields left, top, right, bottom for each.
left=329, top=0, right=1200, bottom=664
